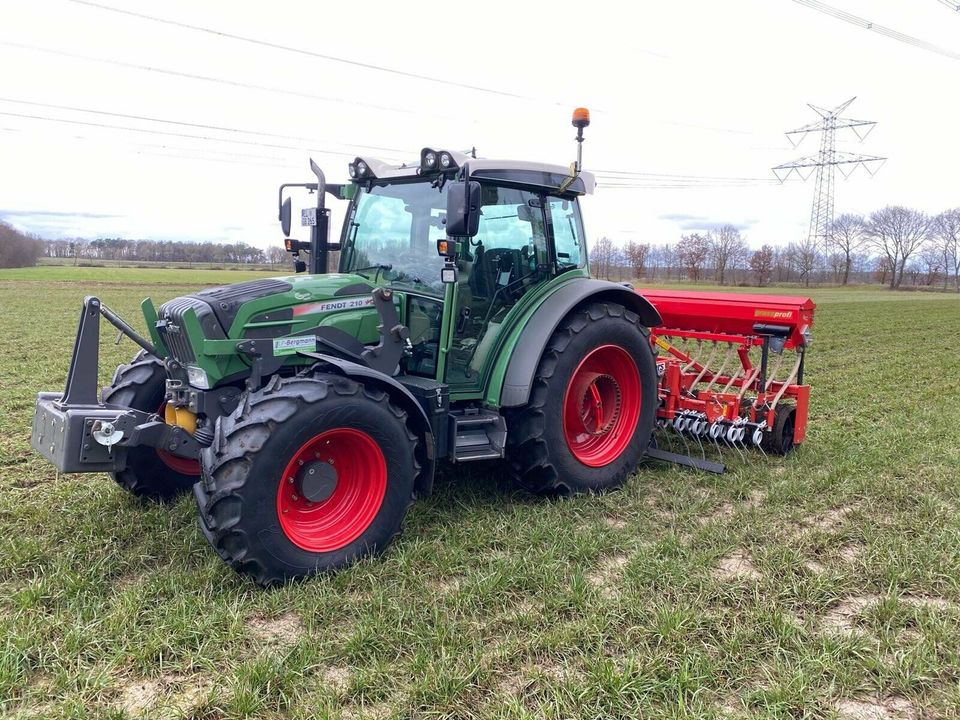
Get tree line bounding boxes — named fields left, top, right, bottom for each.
left=41, top=237, right=289, bottom=266
left=0, top=222, right=44, bottom=268
left=590, top=206, right=960, bottom=291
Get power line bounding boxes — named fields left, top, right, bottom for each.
left=0, top=97, right=414, bottom=156
left=0, top=41, right=442, bottom=120
left=793, top=0, right=960, bottom=61
left=595, top=169, right=778, bottom=183
left=65, top=0, right=567, bottom=106
left=0, top=110, right=410, bottom=162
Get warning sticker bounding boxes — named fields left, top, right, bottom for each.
left=654, top=336, right=672, bottom=352
left=273, top=336, right=316, bottom=356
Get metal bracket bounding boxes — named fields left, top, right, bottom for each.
left=645, top=447, right=726, bottom=474
left=361, top=287, right=410, bottom=376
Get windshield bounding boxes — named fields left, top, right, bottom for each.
left=340, top=180, right=448, bottom=294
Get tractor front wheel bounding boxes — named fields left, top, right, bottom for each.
left=101, top=351, right=200, bottom=501
left=507, top=302, right=657, bottom=494
left=195, top=373, right=418, bottom=586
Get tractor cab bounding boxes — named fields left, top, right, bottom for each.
left=279, top=148, right=596, bottom=396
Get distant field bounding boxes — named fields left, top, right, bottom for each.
left=2, top=265, right=285, bottom=287
left=1, top=267, right=958, bottom=719
left=39, top=257, right=281, bottom=272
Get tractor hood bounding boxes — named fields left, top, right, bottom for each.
left=150, top=273, right=382, bottom=388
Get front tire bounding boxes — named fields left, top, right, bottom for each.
left=506, top=302, right=657, bottom=494
left=196, top=373, right=418, bottom=586
left=100, top=351, right=200, bottom=501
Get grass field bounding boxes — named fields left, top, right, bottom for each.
left=1, top=267, right=958, bottom=719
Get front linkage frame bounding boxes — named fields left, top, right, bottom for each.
left=32, top=297, right=200, bottom=474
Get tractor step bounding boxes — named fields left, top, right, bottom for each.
left=448, top=408, right=506, bottom=462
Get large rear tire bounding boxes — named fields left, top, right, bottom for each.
left=506, top=302, right=657, bottom=495
left=195, top=373, right=418, bottom=586
left=100, top=351, right=200, bottom=501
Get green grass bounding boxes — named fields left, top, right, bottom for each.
left=1, top=269, right=958, bottom=719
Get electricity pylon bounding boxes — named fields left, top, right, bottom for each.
left=772, top=97, right=885, bottom=248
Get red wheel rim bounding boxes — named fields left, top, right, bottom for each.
left=562, top=344, right=642, bottom=467
left=155, top=403, right=200, bottom=476
left=276, top=428, right=387, bottom=553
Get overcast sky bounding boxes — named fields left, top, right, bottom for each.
left=1, top=0, right=958, bottom=250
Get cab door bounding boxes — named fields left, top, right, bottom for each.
left=444, top=185, right=550, bottom=391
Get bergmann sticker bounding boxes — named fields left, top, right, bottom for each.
left=273, top=336, right=316, bottom=356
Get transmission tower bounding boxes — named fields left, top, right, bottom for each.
left=772, top=97, right=885, bottom=248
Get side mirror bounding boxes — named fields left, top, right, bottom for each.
left=280, top=197, right=292, bottom=237
left=446, top=181, right=481, bottom=237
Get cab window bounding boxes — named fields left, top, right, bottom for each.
left=546, top=196, right=585, bottom=269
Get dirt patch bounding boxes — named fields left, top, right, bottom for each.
left=804, top=558, right=826, bottom=574
left=811, top=506, right=856, bottom=531
left=320, top=665, right=351, bottom=694
left=834, top=696, right=917, bottom=720
left=604, top=516, right=628, bottom=530
left=495, top=671, right=530, bottom=697
left=699, top=489, right=766, bottom=526
left=503, top=598, right=536, bottom=621
left=342, top=698, right=399, bottom=720
left=587, top=554, right=629, bottom=598
left=900, top=596, right=960, bottom=612
left=820, top=595, right=881, bottom=635
left=429, top=575, right=463, bottom=595
left=787, top=504, right=858, bottom=539
left=247, top=610, right=304, bottom=650
left=839, top=543, right=864, bottom=563
left=713, top=551, right=761, bottom=582
left=117, top=676, right=165, bottom=717
left=115, top=673, right=213, bottom=718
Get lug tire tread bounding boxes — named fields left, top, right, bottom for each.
left=196, top=373, right=418, bottom=587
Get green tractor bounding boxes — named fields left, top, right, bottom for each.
left=31, top=110, right=661, bottom=585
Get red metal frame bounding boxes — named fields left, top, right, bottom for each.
left=638, top=290, right=814, bottom=447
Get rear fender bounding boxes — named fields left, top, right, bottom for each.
left=491, top=279, right=661, bottom=408
left=299, top=353, right=436, bottom=497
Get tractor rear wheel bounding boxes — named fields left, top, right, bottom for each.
left=195, top=373, right=418, bottom=586
left=507, top=302, right=657, bottom=495
left=101, top=351, right=200, bottom=501
left=762, top=404, right=796, bottom=456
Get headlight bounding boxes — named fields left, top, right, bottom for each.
left=348, top=164, right=357, bottom=178
left=424, top=152, right=437, bottom=168
left=356, top=161, right=368, bottom=176
left=439, top=152, right=452, bottom=168
left=187, top=366, right=210, bottom=389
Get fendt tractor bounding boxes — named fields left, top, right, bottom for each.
left=31, top=110, right=814, bottom=585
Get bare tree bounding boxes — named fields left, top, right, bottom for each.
left=749, top=245, right=774, bottom=287
left=707, top=225, right=749, bottom=285
left=651, top=242, right=677, bottom=281
left=624, top=240, right=651, bottom=281
left=873, top=255, right=892, bottom=286
left=829, top=213, right=867, bottom=285
left=0, top=222, right=43, bottom=268
left=676, top=233, right=710, bottom=282
left=934, top=208, right=960, bottom=292
left=786, top=236, right=820, bottom=288
left=866, top=206, right=932, bottom=289
left=590, top=236, right=616, bottom=279
left=916, top=244, right=943, bottom=286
